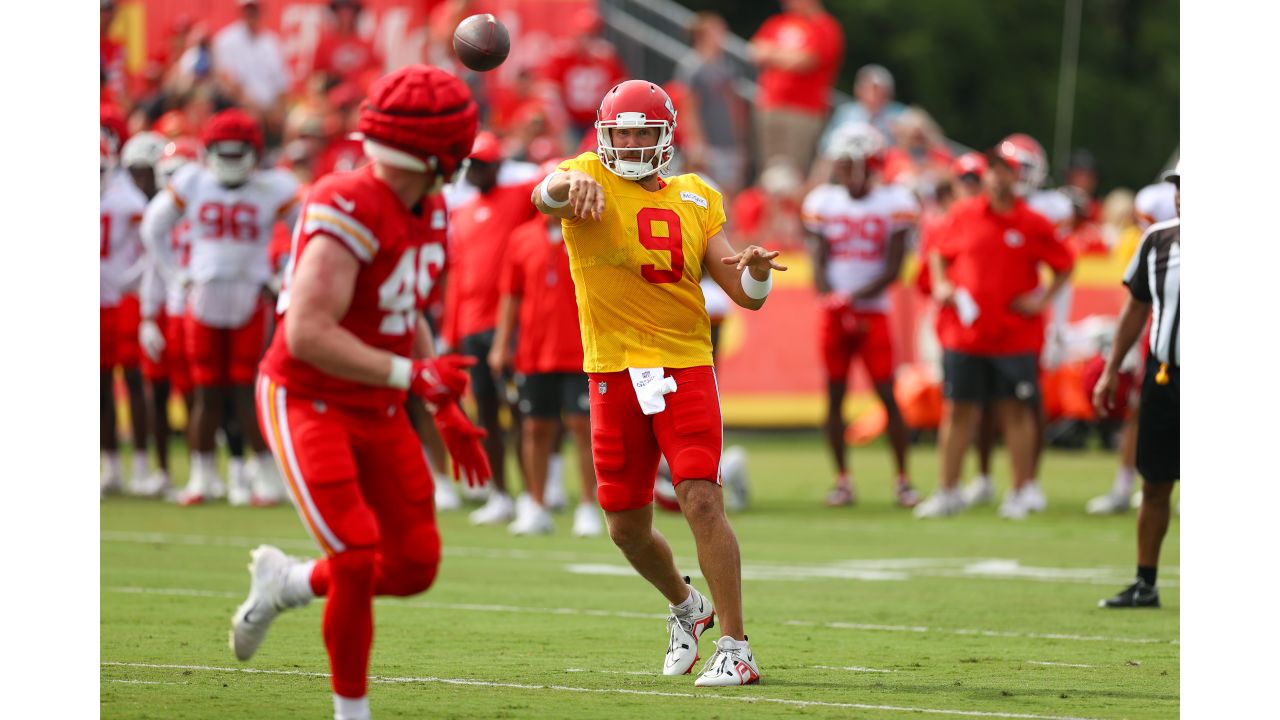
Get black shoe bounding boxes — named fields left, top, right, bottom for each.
left=1099, top=579, right=1160, bottom=608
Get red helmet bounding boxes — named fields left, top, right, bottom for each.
left=153, top=110, right=192, bottom=139
left=202, top=109, right=262, bottom=185
left=100, top=102, right=129, bottom=153
left=595, top=80, right=677, bottom=180
left=467, top=130, right=503, bottom=164
left=201, top=108, right=263, bottom=153
left=951, top=151, right=988, bottom=180
left=357, top=64, right=479, bottom=180
left=994, top=133, right=1047, bottom=196
left=157, top=136, right=203, bottom=188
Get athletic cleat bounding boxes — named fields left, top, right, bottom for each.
left=895, top=484, right=922, bottom=509
left=434, top=475, right=462, bottom=511
left=572, top=502, right=603, bottom=537
left=508, top=501, right=554, bottom=535
left=913, top=488, right=965, bottom=518
left=663, top=579, right=716, bottom=676
left=1086, top=489, right=1132, bottom=515
left=249, top=458, right=285, bottom=507
left=228, top=471, right=254, bottom=507
left=230, top=545, right=301, bottom=661
left=129, top=471, right=172, bottom=498
left=694, top=636, right=760, bottom=687
left=721, top=445, right=750, bottom=512
left=960, top=477, right=995, bottom=507
left=1020, top=482, right=1047, bottom=513
left=824, top=484, right=855, bottom=507
left=469, top=492, right=516, bottom=526
left=998, top=490, right=1029, bottom=520
left=101, top=470, right=125, bottom=497
left=544, top=470, right=568, bottom=513
left=1099, top=578, right=1160, bottom=608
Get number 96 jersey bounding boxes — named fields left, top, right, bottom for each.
left=260, top=164, right=448, bottom=409
left=557, top=152, right=726, bottom=372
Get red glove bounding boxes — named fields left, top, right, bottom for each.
left=410, top=355, right=473, bottom=406
left=433, top=401, right=491, bottom=488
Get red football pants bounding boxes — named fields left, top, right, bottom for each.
left=256, top=375, right=440, bottom=699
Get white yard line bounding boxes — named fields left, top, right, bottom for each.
left=811, top=665, right=897, bottom=673
left=100, top=661, right=1104, bottom=720
left=102, top=585, right=1178, bottom=646
left=106, top=679, right=181, bottom=685
left=565, top=668, right=654, bottom=676
left=1026, top=662, right=1096, bottom=668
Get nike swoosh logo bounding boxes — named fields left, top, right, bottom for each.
left=333, top=194, right=356, bottom=213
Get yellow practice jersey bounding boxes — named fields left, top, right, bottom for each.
left=557, top=152, right=726, bottom=372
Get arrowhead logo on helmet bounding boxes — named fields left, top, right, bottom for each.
left=595, top=80, right=678, bottom=180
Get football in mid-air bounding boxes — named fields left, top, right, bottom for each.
left=452, top=14, right=510, bottom=72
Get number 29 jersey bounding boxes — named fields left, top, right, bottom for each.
left=557, top=152, right=726, bottom=372
left=260, top=164, right=448, bottom=410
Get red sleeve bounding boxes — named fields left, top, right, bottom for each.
left=731, top=190, right=765, bottom=236
left=1033, top=215, right=1075, bottom=272
left=751, top=16, right=780, bottom=44
left=934, top=209, right=961, bottom=260
left=818, top=15, right=844, bottom=66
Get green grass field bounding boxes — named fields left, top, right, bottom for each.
left=101, top=432, right=1179, bottom=719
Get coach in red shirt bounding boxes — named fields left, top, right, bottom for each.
left=748, top=0, right=844, bottom=174
left=489, top=213, right=602, bottom=537
left=915, top=142, right=1074, bottom=519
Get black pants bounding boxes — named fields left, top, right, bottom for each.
left=1136, top=361, right=1180, bottom=484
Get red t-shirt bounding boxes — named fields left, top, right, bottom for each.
left=539, top=41, right=628, bottom=126
left=501, top=219, right=584, bottom=374
left=312, top=31, right=382, bottom=85
left=315, top=138, right=368, bottom=179
left=261, top=165, right=448, bottom=409
left=751, top=12, right=844, bottom=113
left=934, top=196, right=1075, bottom=356
left=445, top=181, right=541, bottom=339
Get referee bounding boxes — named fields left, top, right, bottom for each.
left=1092, top=163, right=1180, bottom=608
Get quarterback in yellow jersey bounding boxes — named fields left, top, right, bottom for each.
left=532, top=80, right=785, bottom=687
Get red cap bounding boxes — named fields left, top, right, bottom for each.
left=468, top=131, right=503, bottom=163
left=951, top=151, right=988, bottom=180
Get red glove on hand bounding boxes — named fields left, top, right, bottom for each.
left=433, top=400, right=491, bottom=488
left=410, top=355, right=474, bottom=406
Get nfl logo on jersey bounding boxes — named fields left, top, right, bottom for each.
left=598, top=381, right=608, bottom=395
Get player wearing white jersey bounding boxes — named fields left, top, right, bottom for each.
left=101, top=137, right=149, bottom=497
left=803, top=123, right=919, bottom=509
left=142, top=109, right=300, bottom=506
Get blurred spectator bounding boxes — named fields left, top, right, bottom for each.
left=731, top=156, right=805, bottom=249
left=538, top=8, right=628, bottom=145
left=1061, top=187, right=1108, bottom=257
left=1101, top=188, right=1141, bottom=261
left=213, top=1, right=291, bottom=119
left=674, top=12, right=750, bottom=195
left=1065, top=149, right=1101, bottom=221
left=312, top=0, right=383, bottom=90
left=820, top=64, right=906, bottom=151
left=312, top=83, right=367, bottom=178
left=747, top=0, right=844, bottom=177
left=882, top=106, right=953, bottom=199
left=101, top=0, right=128, bottom=106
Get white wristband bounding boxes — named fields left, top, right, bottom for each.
left=539, top=176, right=570, bottom=209
left=387, top=355, right=413, bottom=389
left=741, top=270, right=772, bottom=299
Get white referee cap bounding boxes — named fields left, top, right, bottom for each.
left=1163, top=162, right=1180, bottom=182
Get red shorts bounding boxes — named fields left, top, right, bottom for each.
left=100, top=306, right=118, bottom=371
left=166, top=313, right=192, bottom=395
left=185, top=301, right=268, bottom=387
left=117, top=294, right=142, bottom=368
left=821, top=307, right=893, bottom=384
left=587, top=365, right=722, bottom=513
left=255, top=374, right=439, bottom=561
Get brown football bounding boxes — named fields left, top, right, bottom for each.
left=452, top=13, right=510, bottom=72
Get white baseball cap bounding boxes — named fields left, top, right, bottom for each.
left=1163, top=162, right=1180, bottom=182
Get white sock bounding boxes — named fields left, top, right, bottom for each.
left=229, top=455, right=246, bottom=477
left=1114, top=467, right=1136, bottom=495
left=333, top=693, right=370, bottom=720
left=103, top=452, right=122, bottom=477
left=974, top=474, right=992, bottom=488
left=283, top=559, right=317, bottom=607
left=131, top=451, right=150, bottom=480
left=548, top=453, right=564, bottom=485
left=191, top=452, right=215, bottom=477
left=670, top=587, right=699, bottom=615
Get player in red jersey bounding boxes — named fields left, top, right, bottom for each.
left=228, top=66, right=490, bottom=720
left=489, top=205, right=603, bottom=537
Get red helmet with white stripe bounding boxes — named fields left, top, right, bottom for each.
left=595, top=80, right=677, bottom=180
left=995, top=133, right=1047, bottom=196
left=157, top=136, right=203, bottom=188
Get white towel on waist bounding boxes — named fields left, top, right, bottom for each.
left=629, top=368, right=678, bottom=415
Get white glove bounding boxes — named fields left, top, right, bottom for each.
left=953, top=287, right=980, bottom=327
left=139, top=319, right=166, bottom=362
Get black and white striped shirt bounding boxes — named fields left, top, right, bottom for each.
left=1123, top=218, right=1180, bottom=366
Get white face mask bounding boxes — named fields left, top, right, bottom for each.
left=595, top=116, right=674, bottom=180
left=208, top=141, right=257, bottom=186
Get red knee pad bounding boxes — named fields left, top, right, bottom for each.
left=328, top=548, right=377, bottom=588
left=377, top=523, right=440, bottom=596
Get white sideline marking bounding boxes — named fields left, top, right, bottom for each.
left=107, top=679, right=179, bottom=685
left=101, top=661, right=1102, bottom=720
left=1026, top=661, right=1095, bottom=668
left=786, top=620, right=1178, bottom=646
left=102, top=586, right=1177, bottom=646
left=565, top=668, right=653, bottom=676
left=812, top=665, right=896, bottom=673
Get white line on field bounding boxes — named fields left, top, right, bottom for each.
left=1026, top=661, right=1095, bottom=668
left=102, top=585, right=1178, bottom=647
left=565, top=668, right=654, bottom=676
left=812, top=665, right=896, bottom=673
left=100, top=661, right=1102, bottom=720
left=107, top=679, right=179, bottom=685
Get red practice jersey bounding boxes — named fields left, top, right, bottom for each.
left=260, top=165, right=448, bottom=409
left=539, top=41, right=628, bottom=127
left=502, top=219, right=584, bottom=374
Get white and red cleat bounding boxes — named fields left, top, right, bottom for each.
left=663, top=580, right=716, bottom=676
left=694, top=636, right=761, bottom=687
